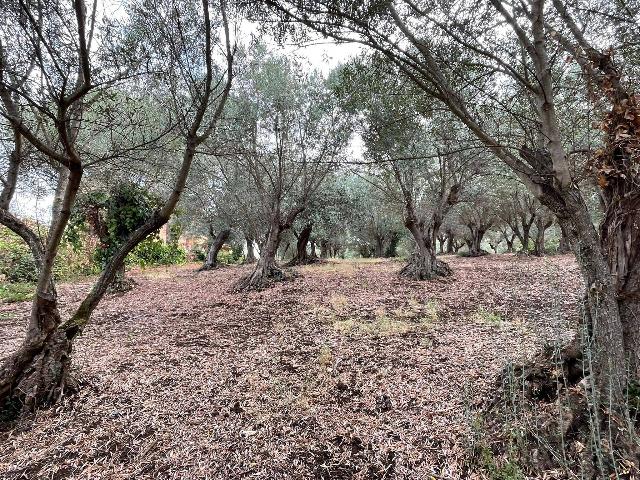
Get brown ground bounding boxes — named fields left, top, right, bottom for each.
left=0, top=255, right=582, bottom=479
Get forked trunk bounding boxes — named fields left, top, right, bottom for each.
left=285, top=223, right=315, bottom=266
left=446, top=231, right=455, bottom=254
left=235, top=218, right=286, bottom=291
left=465, top=226, right=487, bottom=257
left=200, top=228, right=231, bottom=271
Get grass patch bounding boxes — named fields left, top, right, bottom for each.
left=473, top=307, right=503, bottom=326
left=0, top=283, right=34, bottom=303
left=333, top=302, right=437, bottom=336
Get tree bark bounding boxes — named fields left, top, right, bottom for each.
left=235, top=207, right=303, bottom=290
left=465, top=225, right=488, bottom=257
left=445, top=230, right=455, bottom=254
left=200, top=228, right=231, bottom=270
left=400, top=221, right=451, bottom=280
left=533, top=218, right=552, bottom=257
left=285, top=223, right=316, bottom=266
left=244, top=235, right=257, bottom=263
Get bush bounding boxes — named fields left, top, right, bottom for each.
left=0, top=227, right=38, bottom=283
left=128, top=234, right=187, bottom=267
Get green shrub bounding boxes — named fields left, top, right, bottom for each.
left=128, top=234, right=187, bottom=267
left=0, top=227, right=38, bottom=283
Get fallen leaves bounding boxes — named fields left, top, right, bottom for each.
left=0, top=255, right=582, bottom=479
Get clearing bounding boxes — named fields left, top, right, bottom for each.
left=0, top=255, right=581, bottom=479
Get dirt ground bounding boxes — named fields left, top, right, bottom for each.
left=0, top=255, right=582, bottom=479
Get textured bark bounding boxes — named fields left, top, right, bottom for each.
left=235, top=220, right=284, bottom=290
left=244, top=236, right=257, bottom=263
left=400, top=222, right=451, bottom=280
left=200, top=228, right=231, bottom=270
left=465, top=225, right=488, bottom=257
left=285, top=223, right=316, bottom=266
left=235, top=207, right=303, bottom=291
left=533, top=217, right=552, bottom=256
left=0, top=0, right=234, bottom=413
left=445, top=230, right=455, bottom=254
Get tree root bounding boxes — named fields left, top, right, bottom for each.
left=470, top=339, right=640, bottom=478
left=233, top=264, right=297, bottom=292
left=399, top=255, right=452, bottom=280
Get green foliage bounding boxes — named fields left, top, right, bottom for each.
left=217, top=245, right=243, bottom=265
left=128, top=234, right=186, bottom=267
left=0, top=227, right=38, bottom=283
left=192, top=248, right=207, bottom=262
left=0, top=283, right=34, bottom=303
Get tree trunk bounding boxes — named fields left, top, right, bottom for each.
left=235, top=205, right=304, bottom=291
left=385, top=232, right=399, bottom=257
left=285, top=223, right=316, bottom=266
left=400, top=223, right=451, bottom=280
left=244, top=236, right=257, bottom=263
left=373, top=234, right=385, bottom=257
left=465, top=225, right=488, bottom=257
left=0, top=296, right=75, bottom=414
left=320, top=239, right=329, bottom=258
left=547, top=186, right=627, bottom=405
left=445, top=230, right=455, bottom=254
left=533, top=228, right=546, bottom=256
left=521, top=226, right=531, bottom=253
left=200, top=228, right=231, bottom=271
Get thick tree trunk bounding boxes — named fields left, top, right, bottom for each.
left=285, top=223, right=316, bottom=266
left=446, top=231, right=455, bottom=254
left=200, top=228, right=231, bottom=271
left=236, top=205, right=305, bottom=291
left=545, top=186, right=627, bottom=405
left=320, top=239, right=329, bottom=259
left=385, top=232, right=399, bottom=257
left=400, top=223, right=451, bottom=280
left=0, top=296, right=75, bottom=414
left=373, top=234, right=385, bottom=257
left=235, top=220, right=285, bottom=290
left=244, top=236, right=257, bottom=264
left=465, top=226, right=488, bottom=257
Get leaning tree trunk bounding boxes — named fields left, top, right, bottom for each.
left=285, top=223, right=315, bottom=266
left=400, top=222, right=451, bottom=280
left=199, top=228, right=231, bottom=271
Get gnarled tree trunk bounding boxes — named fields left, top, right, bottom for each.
left=235, top=207, right=303, bottom=291
left=200, top=228, right=231, bottom=271
left=285, top=223, right=316, bottom=266
left=465, top=224, right=488, bottom=257
left=400, top=220, right=451, bottom=280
